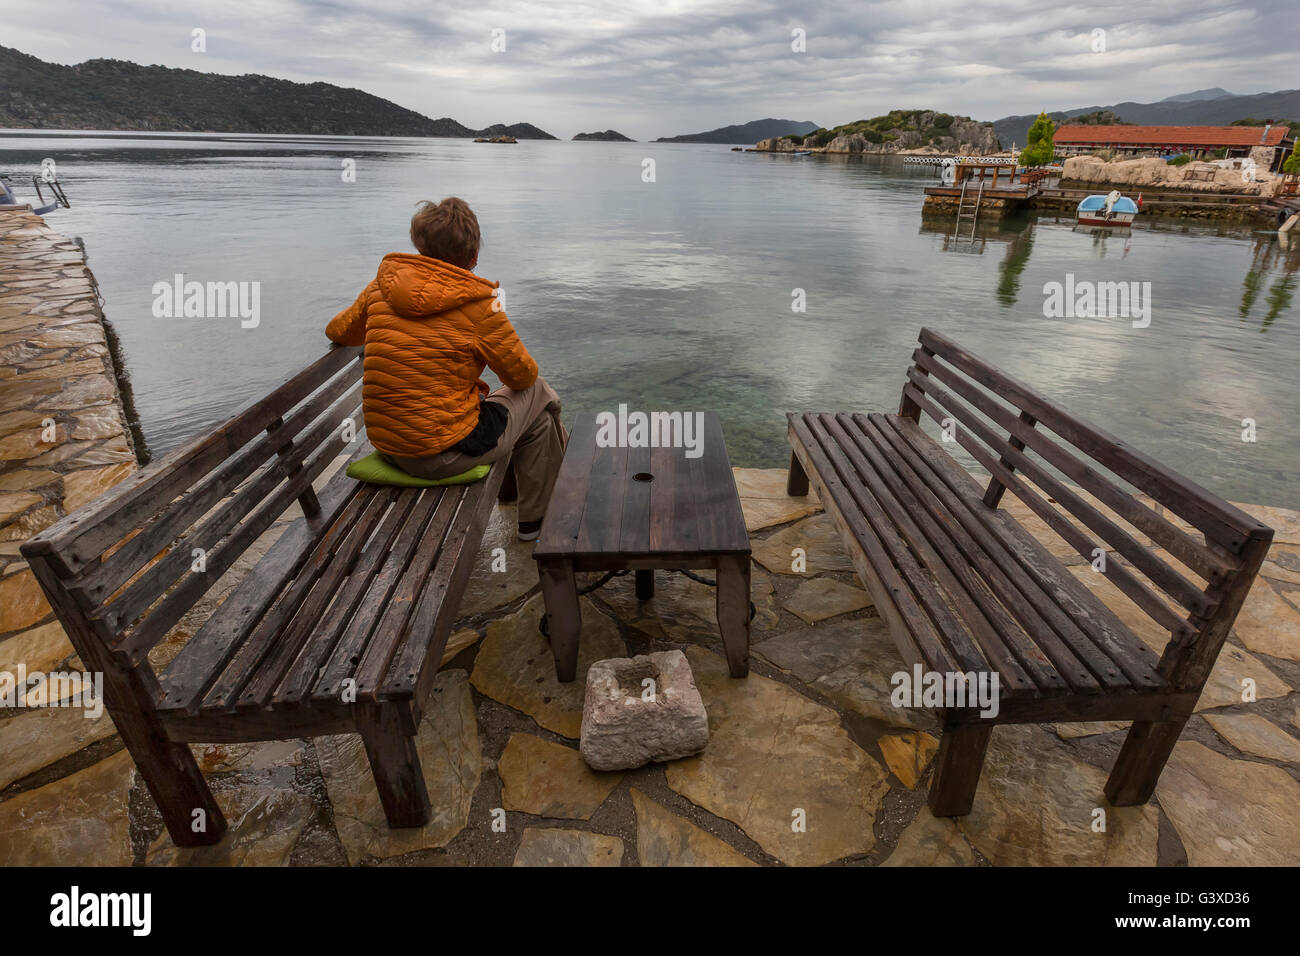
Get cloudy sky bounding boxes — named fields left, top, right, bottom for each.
left=6, top=0, right=1295, bottom=138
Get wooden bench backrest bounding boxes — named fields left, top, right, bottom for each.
left=23, top=346, right=365, bottom=668
left=899, top=328, right=1273, bottom=688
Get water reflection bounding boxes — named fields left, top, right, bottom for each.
left=1240, top=236, right=1300, bottom=330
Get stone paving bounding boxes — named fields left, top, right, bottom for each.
left=1, top=211, right=1298, bottom=866
left=1, top=455, right=1297, bottom=866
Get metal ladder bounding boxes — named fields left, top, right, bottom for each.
left=953, top=178, right=984, bottom=240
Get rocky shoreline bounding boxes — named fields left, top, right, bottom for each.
left=754, top=110, right=1002, bottom=156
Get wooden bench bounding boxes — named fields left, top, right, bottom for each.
left=21, top=346, right=505, bottom=847
left=786, top=328, right=1273, bottom=817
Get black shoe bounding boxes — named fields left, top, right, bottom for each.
left=518, top=519, right=542, bottom=542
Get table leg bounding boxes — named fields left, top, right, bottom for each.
left=715, top=554, right=751, bottom=677
left=538, top=558, right=581, bottom=682
left=635, top=569, right=655, bottom=600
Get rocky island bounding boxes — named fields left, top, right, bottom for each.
left=756, top=110, right=1000, bottom=155
left=573, top=130, right=634, bottom=141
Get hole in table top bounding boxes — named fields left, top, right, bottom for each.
left=633, top=472, right=654, bottom=482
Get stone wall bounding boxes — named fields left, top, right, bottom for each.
left=0, top=210, right=138, bottom=676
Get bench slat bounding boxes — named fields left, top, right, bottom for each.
left=906, top=366, right=1212, bottom=617
left=203, top=486, right=391, bottom=712
left=797, top=414, right=985, bottom=677
left=917, top=328, right=1267, bottom=550
left=113, top=401, right=364, bottom=663
left=903, top=381, right=1194, bottom=641
left=912, top=347, right=1236, bottom=583
left=308, top=486, right=449, bottom=705
left=842, top=413, right=1106, bottom=692
left=821, top=413, right=1049, bottom=694
left=156, top=441, right=373, bottom=714
left=269, top=485, right=425, bottom=709
left=98, top=386, right=361, bottom=638
left=880, top=415, right=1166, bottom=691
left=381, top=467, right=507, bottom=704
left=74, top=362, right=365, bottom=609
left=26, top=346, right=362, bottom=568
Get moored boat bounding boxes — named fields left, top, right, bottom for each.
left=1077, top=190, right=1138, bottom=226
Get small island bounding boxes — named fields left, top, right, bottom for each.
left=572, top=130, right=634, bottom=141
left=474, top=135, right=517, bottom=143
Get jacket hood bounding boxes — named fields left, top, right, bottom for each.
left=375, top=253, right=497, bottom=318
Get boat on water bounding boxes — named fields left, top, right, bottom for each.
left=0, top=170, right=71, bottom=216
left=791, top=150, right=813, bottom=157
left=1077, top=190, right=1139, bottom=227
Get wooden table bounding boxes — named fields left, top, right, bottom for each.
left=534, top=411, right=752, bottom=682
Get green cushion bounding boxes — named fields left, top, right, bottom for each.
left=346, top=452, right=490, bottom=488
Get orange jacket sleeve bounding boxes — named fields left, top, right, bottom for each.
left=475, top=302, right=538, bottom=390
left=326, top=280, right=377, bottom=346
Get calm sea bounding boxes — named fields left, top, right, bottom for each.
left=2, top=131, right=1297, bottom=506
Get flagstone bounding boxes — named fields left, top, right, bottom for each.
left=0, top=410, right=45, bottom=436
left=0, top=621, right=75, bottom=687
left=440, top=627, right=481, bottom=665
left=882, top=810, right=974, bottom=866
left=878, top=731, right=939, bottom=789
left=734, top=465, right=822, bottom=532
left=499, top=733, right=622, bottom=819
left=191, top=739, right=306, bottom=774
left=664, top=646, right=889, bottom=866
left=956, top=724, right=1160, bottom=866
left=147, top=780, right=314, bottom=866
left=1232, top=577, right=1300, bottom=662
left=512, top=828, right=624, bottom=866
left=596, top=565, right=778, bottom=642
left=1158, top=740, right=1300, bottom=866
left=0, top=469, right=58, bottom=492
left=1202, top=712, right=1300, bottom=764
left=0, top=703, right=117, bottom=788
left=0, top=568, right=51, bottom=633
left=751, top=513, right=855, bottom=575
left=629, top=788, right=756, bottom=866
left=1054, top=721, right=1128, bottom=739
left=0, top=750, right=133, bottom=866
left=1066, top=565, right=1290, bottom=708
left=471, top=594, right=624, bottom=738
left=0, top=491, right=42, bottom=526
left=457, top=502, right=538, bottom=619
left=1262, top=545, right=1300, bottom=586
left=62, top=462, right=134, bottom=513
left=316, top=670, right=481, bottom=864
left=753, top=617, right=933, bottom=730
left=70, top=408, right=128, bottom=441
left=783, top=575, right=873, bottom=624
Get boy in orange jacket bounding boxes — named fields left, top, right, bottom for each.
left=326, top=197, right=565, bottom=541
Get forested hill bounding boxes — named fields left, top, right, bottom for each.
left=0, top=45, right=555, bottom=138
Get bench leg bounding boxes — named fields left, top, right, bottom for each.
left=715, top=554, right=751, bottom=677
left=928, top=722, right=992, bottom=817
left=786, top=449, right=809, bottom=497
left=538, top=558, right=581, bottom=682
left=1104, top=717, right=1188, bottom=806
left=357, top=703, right=431, bottom=828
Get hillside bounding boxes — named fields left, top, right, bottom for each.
left=573, top=129, right=634, bottom=141
left=761, top=110, right=999, bottom=154
left=0, top=44, right=554, bottom=139
left=993, top=89, right=1300, bottom=148
left=475, top=122, right=557, bottom=140
left=656, top=118, right=818, bottom=144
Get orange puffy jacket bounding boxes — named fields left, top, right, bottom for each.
left=326, top=253, right=538, bottom=458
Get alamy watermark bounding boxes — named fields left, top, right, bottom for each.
left=151, top=274, right=260, bottom=328
left=1043, top=273, right=1151, bottom=328
left=595, top=404, right=705, bottom=458
left=891, top=664, right=1000, bottom=718
left=1, top=665, right=103, bottom=717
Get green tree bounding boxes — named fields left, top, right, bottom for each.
left=1284, top=140, right=1299, bottom=174
left=1019, top=113, right=1055, bottom=167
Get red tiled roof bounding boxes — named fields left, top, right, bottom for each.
left=1054, top=124, right=1291, bottom=148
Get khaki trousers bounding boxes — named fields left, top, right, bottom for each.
left=388, top=377, right=566, bottom=523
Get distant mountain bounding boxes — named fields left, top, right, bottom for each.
left=992, top=89, right=1300, bottom=149
left=0, top=44, right=555, bottom=139
left=573, top=129, right=634, bottom=141
left=656, top=118, right=819, bottom=144
left=476, top=122, right=557, bottom=140
left=1162, top=88, right=1235, bottom=103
